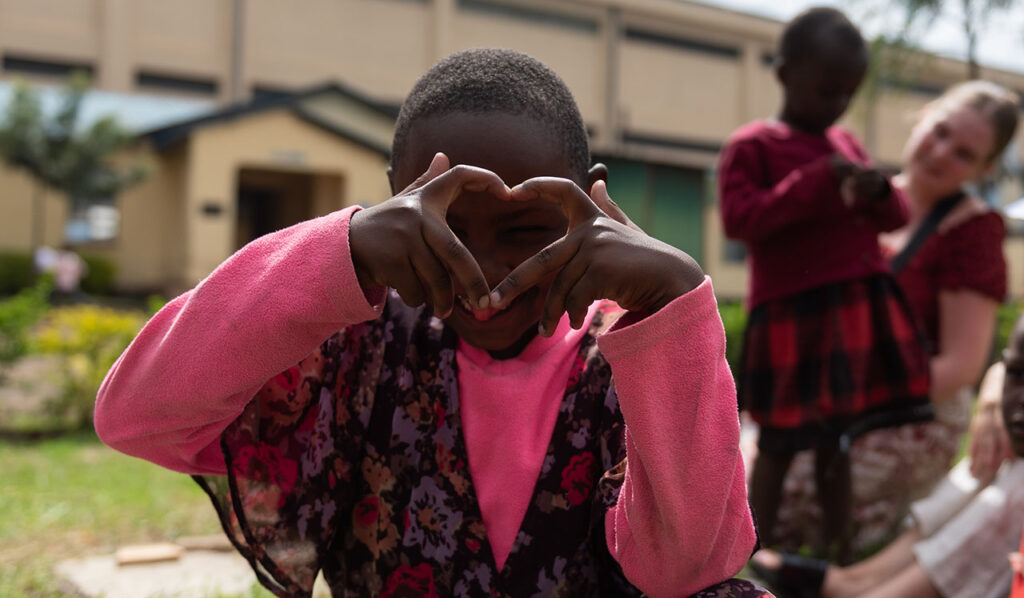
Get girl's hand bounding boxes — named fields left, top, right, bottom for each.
left=349, top=153, right=509, bottom=317
left=969, top=362, right=1013, bottom=483
left=488, top=177, right=705, bottom=336
left=847, top=167, right=891, bottom=202
left=832, top=156, right=890, bottom=207
left=969, top=402, right=1012, bottom=483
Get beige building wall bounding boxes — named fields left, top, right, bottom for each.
left=180, top=109, right=389, bottom=288
left=244, top=0, right=433, bottom=101
left=80, top=143, right=189, bottom=292
left=0, top=164, right=69, bottom=251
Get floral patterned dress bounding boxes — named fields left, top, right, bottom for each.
left=195, top=295, right=770, bottom=597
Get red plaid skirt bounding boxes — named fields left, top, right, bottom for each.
left=739, top=275, right=932, bottom=449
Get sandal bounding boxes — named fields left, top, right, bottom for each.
left=748, top=552, right=827, bottom=598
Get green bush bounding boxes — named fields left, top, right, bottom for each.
left=0, top=277, right=52, bottom=363
left=31, top=303, right=145, bottom=428
left=80, top=254, right=117, bottom=295
left=718, top=300, right=747, bottom=375
left=994, top=300, right=1023, bottom=360
left=0, top=252, right=36, bottom=295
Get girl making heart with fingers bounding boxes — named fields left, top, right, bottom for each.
left=95, top=48, right=763, bottom=598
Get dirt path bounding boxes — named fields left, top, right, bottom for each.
left=0, top=354, right=65, bottom=424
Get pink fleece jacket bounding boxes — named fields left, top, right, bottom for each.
left=94, top=206, right=755, bottom=597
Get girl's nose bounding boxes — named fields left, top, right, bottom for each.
left=477, top=256, right=513, bottom=288
left=931, top=138, right=952, bottom=163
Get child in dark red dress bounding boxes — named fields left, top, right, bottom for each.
left=718, top=7, right=931, bottom=561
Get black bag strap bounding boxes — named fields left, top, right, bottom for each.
left=890, top=191, right=965, bottom=275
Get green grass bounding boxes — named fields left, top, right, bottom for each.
left=0, top=431, right=265, bottom=597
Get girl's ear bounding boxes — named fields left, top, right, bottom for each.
left=387, top=165, right=397, bottom=195
left=775, top=62, right=789, bottom=86
left=587, top=163, right=609, bottom=189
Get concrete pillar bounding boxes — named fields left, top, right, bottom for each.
left=229, top=0, right=246, bottom=103
left=597, top=7, right=623, bottom=152
left=430, top=0, right=456, bottom=64
left=739, top=40, right=761, bottom=125
left=97, top=0, right=134, bottom=92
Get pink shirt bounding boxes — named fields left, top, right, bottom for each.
left=94, top=206, right=755, bottom=596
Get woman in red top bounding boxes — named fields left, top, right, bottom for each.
left=774, top=80, right=1020, bottom=554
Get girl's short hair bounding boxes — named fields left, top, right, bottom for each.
left=391, top=48, right=590, bottom=182
left=778, top=7, right=865, bottom=66
left=929, top=80, right=1021, bottom=163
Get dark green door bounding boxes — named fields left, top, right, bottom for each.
left=601, top=158, right=705, bottom=264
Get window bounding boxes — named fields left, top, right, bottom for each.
left=2, top=54, right=94, bottom=79
left=624, top=28, right=739, bottom=59
left=65, top=196, right=119, bottom=243
left=136, top=71, right=219, bottom=96
left=458, top=0, right=598, bottom=32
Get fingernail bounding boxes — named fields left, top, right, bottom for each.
left=477, top=295, right=489, bottom=310
left=489, top=291, right=501, bottom=306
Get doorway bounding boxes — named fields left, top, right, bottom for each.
left=235, top=168, right=315, bottom=250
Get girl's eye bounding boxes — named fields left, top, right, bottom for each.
left=933, top=123, right=948, bottom=139
left=955, top=147, right=977, bottom=163
left=506, top=227, right=552, bottom=237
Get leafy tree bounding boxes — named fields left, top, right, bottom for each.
left=857, top=0, right=1015, bottom=79
left=0, top=72, right=147, bottom=250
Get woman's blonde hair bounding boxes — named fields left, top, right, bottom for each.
left=927, top=80, right=1020, bottom=163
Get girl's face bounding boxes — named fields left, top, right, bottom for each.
left=1002, top=324, right=1024, bottom=458
left=779, top=43, right=866, bottom=134
left=391, top=111, right=579, bottom=358
left=902, top=103, right=996, bottom=199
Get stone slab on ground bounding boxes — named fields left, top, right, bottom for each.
left=56, top=549, right=260, bottom=598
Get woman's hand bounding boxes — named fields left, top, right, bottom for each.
left=832, top=156, right=891, bottom=207
left=968, top=361, right=1012, bottom=483
left=349, top=153, right=508, bottom=317
left=488, top=177, right=705, bottom=335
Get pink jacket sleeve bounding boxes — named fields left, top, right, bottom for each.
left=93, top=207, right=384, bottom=475
left=597, top=277, right=756, bottom=597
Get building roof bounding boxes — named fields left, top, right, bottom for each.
left=0, top=80, right=216, bottom=134
left=142, top=81, right=398, bottom=156
left=0, top=79, right=399, bottom=157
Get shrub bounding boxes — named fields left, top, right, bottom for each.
left=31, top=303, right=145, bottom=428
left=0, top=277, right=52, bottom=363
left=718, top=300, right=747, bottom=375
left=0, top=252, right=36, bottom=295
left=994, top=300, right=1024, bottom=360
left=80, top=254, right=117, bottom=295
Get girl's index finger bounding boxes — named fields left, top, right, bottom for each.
left=488, top=237, right=578, bottom=309
left=511, top=177, right=601, bottom=225
left=421, top=164, right=511, bottom=210
left=422, top=219, right=492, bottom=310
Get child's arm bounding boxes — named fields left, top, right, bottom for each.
left=598, top=279, right=755, bottom=597
left=489, top=179, right=755, bottom=595
left=96, top=156, right=506, bottom=474
left=94, top=206, right=385, bottom=474
left=718, top=135, right=842, bottom=243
